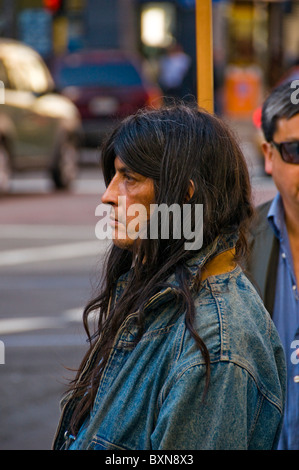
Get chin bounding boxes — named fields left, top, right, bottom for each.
left=111, top=238, right=134, bottom=251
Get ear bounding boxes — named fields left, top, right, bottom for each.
left=185, top=179, right=195, bottom=202
left=262, top=142, right=274, bottom=176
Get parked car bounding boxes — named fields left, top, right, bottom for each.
left=51, top=49, right=163, bottom=147
left=0, top=39, right=82, bottom=193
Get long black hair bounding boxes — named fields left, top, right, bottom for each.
left=68, top=103, right=254, bottom=435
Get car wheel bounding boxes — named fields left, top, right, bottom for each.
left=51, top=138, right=79, bottom=190
left=0, top=143, right=11, bottom=194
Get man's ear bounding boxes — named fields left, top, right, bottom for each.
left=262, top=141, right=274, bottom=176
left=185, top=179, right=195, bottom=202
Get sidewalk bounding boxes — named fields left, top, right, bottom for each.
left=226, top=117, right=277, bottom=206
left=226, top=117, right=264, bottom=176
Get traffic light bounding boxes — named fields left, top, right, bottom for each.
left=43, top=0, right=62, bottom=13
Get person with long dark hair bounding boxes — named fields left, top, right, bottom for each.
left=53, top=104, right=286, bottom=450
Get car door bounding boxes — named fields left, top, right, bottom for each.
left=1, top=47, right=58, bottom=169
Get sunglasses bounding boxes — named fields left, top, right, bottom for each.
left=272, top=141, right=299, bottom=164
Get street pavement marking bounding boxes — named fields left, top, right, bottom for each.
left=3, top=333, right=87, bottom=348
left=0, top=316, right=59, bottom=334
left=0, top=239, right=110, bottom=267
left=0, top=308, right=84, bottom=335
left=0, top=225, right=95, bottom=239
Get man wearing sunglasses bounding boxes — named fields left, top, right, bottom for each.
left=247, top=81, right=299, bottom=450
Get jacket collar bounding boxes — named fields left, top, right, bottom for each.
left=114, top=232, right=238, bottom=301
left=185, top=232, right=238, bottom=278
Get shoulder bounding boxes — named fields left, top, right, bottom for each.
left=195, top=268, right=282, bottom=373
left=203, top=267, right=271, bottom=339
left=246, top=198, right=277, bottom=281
left=250, top=199, right=273, bottom=237
left=178, top=267, right=271, bottom=361
left=163, top=267, right=285, bottom=404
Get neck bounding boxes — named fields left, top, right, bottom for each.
left=283, top=200, right=299, bottom=285
left=284, top=204, right=299, bottom=239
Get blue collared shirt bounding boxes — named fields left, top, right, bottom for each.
left=268, top=194, right=299, bottom=450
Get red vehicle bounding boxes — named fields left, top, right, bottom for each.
left=52, top=49, right=163, bottom=147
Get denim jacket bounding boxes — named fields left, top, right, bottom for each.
left=53, top=234, right=286, bottom=450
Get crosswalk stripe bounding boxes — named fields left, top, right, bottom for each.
left=0, top=239, right=110, bottom=266
left=0, top=308, right=84, bottom=335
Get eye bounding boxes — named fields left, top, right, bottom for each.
left=124, top=172, right=136, bottom=182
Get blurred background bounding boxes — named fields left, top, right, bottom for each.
left=0, top=0, right=297, bottom=449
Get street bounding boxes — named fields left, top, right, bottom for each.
left=0, top=154, right=111, bottom=450
left=0, top=140, right=277, bottom=450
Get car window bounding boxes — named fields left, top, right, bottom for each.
left=4, top=53, right=51, bottom=94
left=56, top=62, right=143, bottom=88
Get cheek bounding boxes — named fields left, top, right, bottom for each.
left=141, top=183, right=156, bottom=211
left=125, top=186, right=155, bottom=237
left=271, top=157, right=287, bottom=181
left=129, top=184, right=155, bottom=212
left=273, top=166, right=299, bottom=195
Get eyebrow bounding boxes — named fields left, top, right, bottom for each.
left=118, top=166, right=133, bottom=174
left=114, top=161, right=138, bottom=176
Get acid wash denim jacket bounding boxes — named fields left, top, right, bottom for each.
left=53, top=233, right=286, bottom=450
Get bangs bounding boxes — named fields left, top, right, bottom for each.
left=101, top=114, right=161, bottom=185
left=101, top=136, right=117, bottom=187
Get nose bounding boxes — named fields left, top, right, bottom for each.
left=101, top=174, right=119, bottom=206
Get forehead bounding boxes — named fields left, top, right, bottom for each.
left=275, top=114, right=299, bottom=139
left=114, top=156, right=148, bottom=179
left=114, top=156, right=131, bottom=170
left=112, top=155, right=160, bottom=184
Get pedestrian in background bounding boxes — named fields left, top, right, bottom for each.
left=247, top=81, right=299, bottom=450
left=158, top=44, right=191, bottom=99
left=53, top=104, right=286, bottom=450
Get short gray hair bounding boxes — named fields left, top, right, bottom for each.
left=261, top=81, right=299, bottom=142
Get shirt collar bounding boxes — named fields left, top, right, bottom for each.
left=267, top=193, right=286, bottom=240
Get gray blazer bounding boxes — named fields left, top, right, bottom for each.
left=246, top=200, right=279, bottom=317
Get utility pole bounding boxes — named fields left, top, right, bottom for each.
left=195, top=0, right=214, bottom=113
left=267, top=0, right=284, bottom=87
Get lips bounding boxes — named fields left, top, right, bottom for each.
left=110, top=213, right=126, bottom=225
left=109, top=219, right=119, bottom=226
left=109, top=216, right=118, bottom=225
left=109, top=217, right=126, bottom=227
